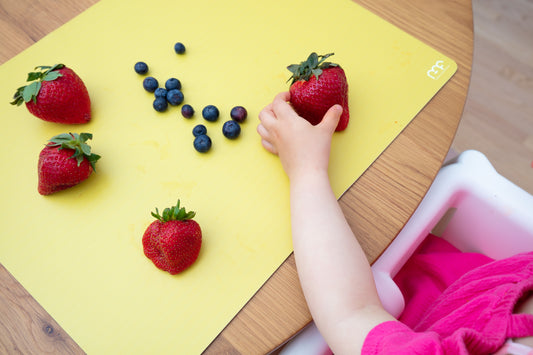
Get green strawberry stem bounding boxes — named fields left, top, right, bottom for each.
left=48, top=132, right=100, bottom=170
left=10, top=64, right=65, bottom=106
left=151, top=200, right=196, bottom=222
left=287, top=52, right=338, bottom=84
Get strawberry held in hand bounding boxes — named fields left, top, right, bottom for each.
left=143, top=200, right=202, bottom=275
left=11, top=64, right=91, bottom=124
left=287, top=52, right=349, bottom=131
left=38, top=133, right=100, bottom=195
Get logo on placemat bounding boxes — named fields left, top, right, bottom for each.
left=427, top=60, right=449, bottom=80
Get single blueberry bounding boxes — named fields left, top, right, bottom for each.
left=181, top=104, right=194, bottom=118
left=134, top=61, right=148, bottom=75
left=143, top=77, right=158, bottom=93
left=230, top=106, right=248, bottom=123
left=193, top=134, right=212, bottom=153
left=165, top=78, right=181, bottom=91
left=154, top=88, right=168, bottom=98
left=192, top=124, right=207, bottom=137
left=202, top=105, right=219, bottom=122
left=222, top=120, right=241, bottom=139
left=153, top=97, right=168, bottom=112
left=174, top=42, right=186, bottom=54
left=166, top=89, right=184, bottom=106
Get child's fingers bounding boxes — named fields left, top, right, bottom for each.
left=257, top=120, right=279, bottom=154
left=256, top=122, right=271, bottom=141
left=272, top=92, right=298, bottom=121
left=261, top=138, right=278, bottom=155
left=275, top=91, right=290, bottom=102
left=319, top=104, right=343, bottom=134
left=266, top=92, right=289, bottom=118
left=262, top=102, right=273, bottom=114
left=258, top=110, right=278, bottom=133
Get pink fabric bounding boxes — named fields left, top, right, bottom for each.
left=362, top=236, right=533, bottom=355
left=394, top=234, right=494, bottom=328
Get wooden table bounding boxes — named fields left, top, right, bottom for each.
left=0, top=0, right=473, bottom=353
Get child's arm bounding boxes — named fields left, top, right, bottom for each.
left=258, top=92, right=395, bottom=354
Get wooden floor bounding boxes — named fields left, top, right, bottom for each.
left=451, top=0, right=533, bottom=194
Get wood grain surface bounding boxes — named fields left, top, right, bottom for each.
left=452, top=0, right=533, bottom=195
left=0, top=0, right=473, bottom=353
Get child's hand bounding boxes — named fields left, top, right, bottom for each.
left=259, top=92, right=394, bottom=354
left=257, top=91, right=342, bottom=181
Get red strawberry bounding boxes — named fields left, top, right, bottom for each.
left=38, top=133, right=100, bottom=195
left=287, top=52, right=349, bottom=131
left=11, top=64, right=91, bottom=124
left=142, top=200, right=202, bottom=275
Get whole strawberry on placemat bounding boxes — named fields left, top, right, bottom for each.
left=38, top=133, right=100, bottom=195
left=11, top=64, right=91, bottom=124
left=143, top=200, right=202, bottom=275
left=287, top=52, right=349, bottom=131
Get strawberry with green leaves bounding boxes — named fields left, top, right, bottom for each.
left=38, top=133, right=100, bottom=195
left=142, top=200, right=202, bottom=275
left=11, top=64, right=91, bottom=124
left=287, top=52, right=349, bottom=131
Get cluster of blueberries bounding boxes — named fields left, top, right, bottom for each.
left=134, top=42, right=247, bottom=153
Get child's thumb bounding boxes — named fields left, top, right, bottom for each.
left=320, top=104, right=343, bottom=133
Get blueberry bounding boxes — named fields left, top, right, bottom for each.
left=166, top=89, right=184, bottom=106
left=165, top=78, right=181, bottom=91
left=192, top=124, right=207, bottom=137
left=193, top=135, right=212, bottom=153
left=222, top=120, right=241, bottom=139
left=153, top=97, right=168, bottom=112
left=230, top=106, right=247, bottom=123
left=174, top=42, right=186, bottom=54
left=181, top=104, right=194, bottom=118
left=134, top=61, right=148, bottom=75
left=143, top=77, right=158, bottom=93
left=154, top=87, right=168, bottom=98
left=202, top=105, right=219, bottom=122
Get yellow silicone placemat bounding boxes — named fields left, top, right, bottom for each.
left=0, top=0, right=456, bottom=353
